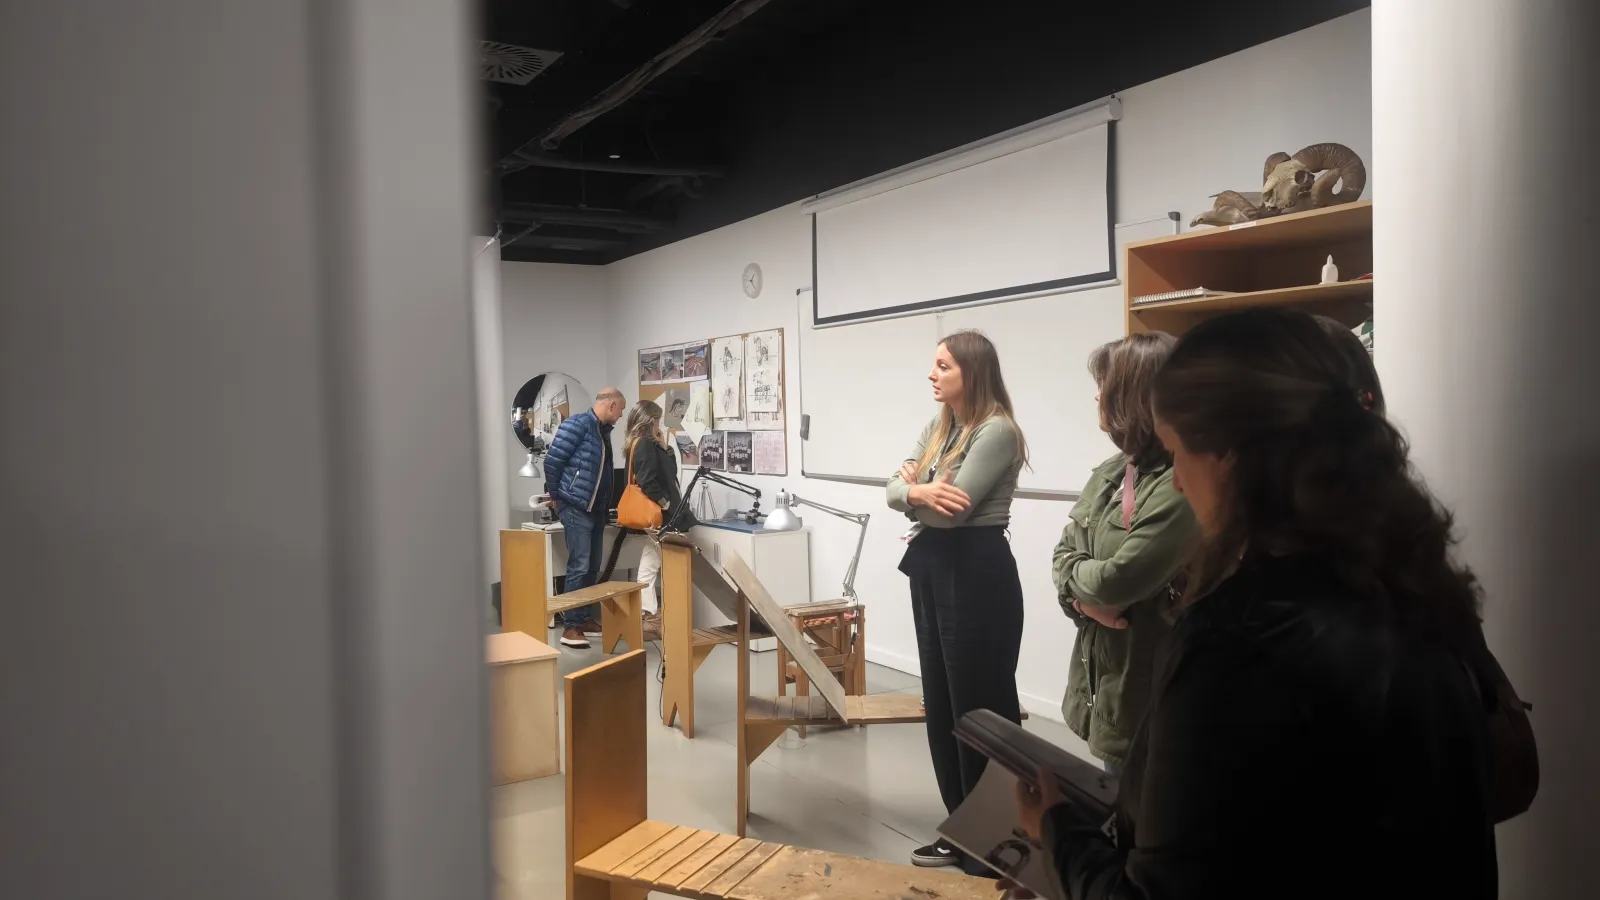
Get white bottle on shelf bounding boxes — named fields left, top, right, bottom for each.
left=1321, top=255, right=1339, bottom=284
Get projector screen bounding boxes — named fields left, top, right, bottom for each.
left=812, top=122, right=1114, bottom=326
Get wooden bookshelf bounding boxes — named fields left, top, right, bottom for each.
left=1124, top=201, right=1373, bottom=335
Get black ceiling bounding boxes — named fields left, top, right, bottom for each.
left=484, top=0, right=1370, bottom=266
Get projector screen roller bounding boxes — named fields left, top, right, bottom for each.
left=813, top=122, right=1114, bottom=325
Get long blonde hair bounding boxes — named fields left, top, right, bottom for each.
left=624, top=400, right=664, bottom=453
left=913, top=330, right=1029, bottom=478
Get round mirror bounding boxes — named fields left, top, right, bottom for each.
left=510, top=373, right=592, bottom=468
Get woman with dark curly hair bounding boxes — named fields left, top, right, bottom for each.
left=1013, top=309, right=1497, bottom=899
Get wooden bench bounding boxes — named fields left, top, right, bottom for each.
left=565, top=650, right=996, bottom=900
left=500, top=528, right=647, bottom=653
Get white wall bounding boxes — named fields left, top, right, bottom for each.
left=498, top=261, right=612, bottom=521
left=595, top=10, right=1375, bottom=738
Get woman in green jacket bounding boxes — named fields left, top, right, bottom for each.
left=1054, top=332, right=1197, bottom=775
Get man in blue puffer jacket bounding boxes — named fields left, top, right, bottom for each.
left=544, top=387, right=627, bottom=648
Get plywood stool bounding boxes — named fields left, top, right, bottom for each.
left=487, top=631, right=561, bottom=784
left=775, top=601, right=865, bottom=739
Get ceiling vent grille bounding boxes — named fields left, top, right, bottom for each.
left=479, top=42, right=562, bottom=85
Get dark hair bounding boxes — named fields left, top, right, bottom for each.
left=1097, top=332, right=1177, bottom=469
left=1152, top=309, right=1480, bottom=641
left=1314, top=315, right=1384, bottom=415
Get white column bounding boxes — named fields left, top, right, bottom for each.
left=1, top=1, right=486, bottom=899
left=1374, top=1, right=1599, bottom=896
left=473, top=236, right=509, bottom=587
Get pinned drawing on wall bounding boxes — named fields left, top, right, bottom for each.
left=752, top=431, right=786, bottom=476
left=662, top=346, right=686, bottom=381
left=725, top=431, right=754, bottom=474
left=683, top=342, right=709, bottom=379
left=685, top=382, right=714, bottom=432
left=639, top=350, right=662, bottom=385
left=711, top=335, right=744, bottom=419
left=674, top=432, right=700, bottom=466
left=660, top=387, right=690, bottom=430
left=698, top=431, right=726, bottom=470
left=745, top=329, right=782, bottom=414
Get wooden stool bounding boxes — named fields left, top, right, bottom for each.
left=775, top=600, right=865, bottom=739
left=486, top=631, right=560, bottom=784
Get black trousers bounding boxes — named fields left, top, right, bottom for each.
left=900, top=525, right=1025, bottom=830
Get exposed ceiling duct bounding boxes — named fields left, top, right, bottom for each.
left=500, top=152, right=725, bottom=178
left=498, top=203, right=667, bottom=233
left=501, top=0, right=775, bottom=163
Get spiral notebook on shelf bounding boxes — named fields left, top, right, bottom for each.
left=1130, top=286, right=1233, bottom=305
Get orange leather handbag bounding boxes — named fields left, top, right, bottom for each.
left=616, top=439, right=664, bottom=530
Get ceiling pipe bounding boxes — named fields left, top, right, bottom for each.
left=502, top=0, right=775, bottom=159
left=501, top=152, right=725, bottom=178
left=498, top=202, right=666, bottom=233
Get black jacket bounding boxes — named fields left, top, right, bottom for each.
left=1042, top=553, right=1497, bottom=900
left=628, top=437, right=693, bottom=531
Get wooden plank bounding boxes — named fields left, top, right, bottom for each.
left=485, top=631, right=558, bottom=665
left=554, top=579, right=650, bottom=605
left=678, top=838, right=761, bottom=894
left=744, top=696, right=782, bottom=721
left=808, top=695, right=829, bottom=720
left=693, top=625, right=740, bottom=647
left=702, top=842, right=784, bottom=896
left=658, top=833, right=741, bottom=889
left=565, top=651, right=650, bottom=897
left=726, top=846, right=998, bottom=900
left=633, top=828, right=720, bottom=884
left=610, top=825, right=698, bottom=879
left=573, top=820, right=676, bottom=877
left=722, top=552, right=849, bottom=721
left=499, top=529, right=549, bottom=639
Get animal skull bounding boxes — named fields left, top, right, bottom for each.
left=1260, top=159, right=1316, bottom=214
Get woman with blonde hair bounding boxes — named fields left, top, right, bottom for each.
left=886, top=329, right=1028, bottom=873
left=623, top=399, right=693, bottom=641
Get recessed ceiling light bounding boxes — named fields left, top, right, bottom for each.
left=608, top=153, right=621, bottom=159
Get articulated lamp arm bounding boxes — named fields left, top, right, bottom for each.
left=783, top=492, right=870, bottom=606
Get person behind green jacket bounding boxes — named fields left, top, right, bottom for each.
left=1054, top=332, right=1197, bottom=773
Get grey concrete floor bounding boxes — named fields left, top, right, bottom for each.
left=492, top=637, right=1080, bottom=900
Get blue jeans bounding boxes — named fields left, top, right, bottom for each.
left=557, top=503, right=605, bottom=627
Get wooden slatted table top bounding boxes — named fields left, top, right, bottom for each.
left=693, top=625, right=742, bottom=647
left=745, top=694, right=1028, bottom=725
left=575, top=821, right=995, bottom=900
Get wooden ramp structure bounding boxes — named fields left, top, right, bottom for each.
left=565, top=650, right=995, bottom=900
left=658, top=536, right=741, bottom=738
left=500, top=528, right=647, bottom=654
left=720, top=550, right=1025, bottom=837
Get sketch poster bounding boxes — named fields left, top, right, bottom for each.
left=682, top=341, right=709, bottom=379
left=662, top=346, right=686, bottom=381
left=747, top=410, right=783, bottom=431
left=710, top=336, right=744, bottom=420
left=744, top=330, right=781, bottom=414
left=639, top=350, right=662, bottom=385
left=698, top=431, right=726, bottom=471
left=752, top=431, right=786, bottom=476
left=725, top=431, right=754, bottom=474
left=674, top=432, right=700, bottom=466
left=660, top=387, right=690, bottom=430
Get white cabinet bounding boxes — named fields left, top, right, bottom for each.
left=689, top=521, right=810, bottom=649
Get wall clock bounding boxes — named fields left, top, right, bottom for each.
left=742, top=262, right=763, bottom=299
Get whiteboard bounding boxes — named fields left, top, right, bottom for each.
left=798, top=308, right=941, bottom=481
left=814, top=124, right=1113, bottom=325
left=799, top=216, right=1178, bottom=492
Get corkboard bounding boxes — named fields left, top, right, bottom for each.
left=635, top=329, right=787, bottom=476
